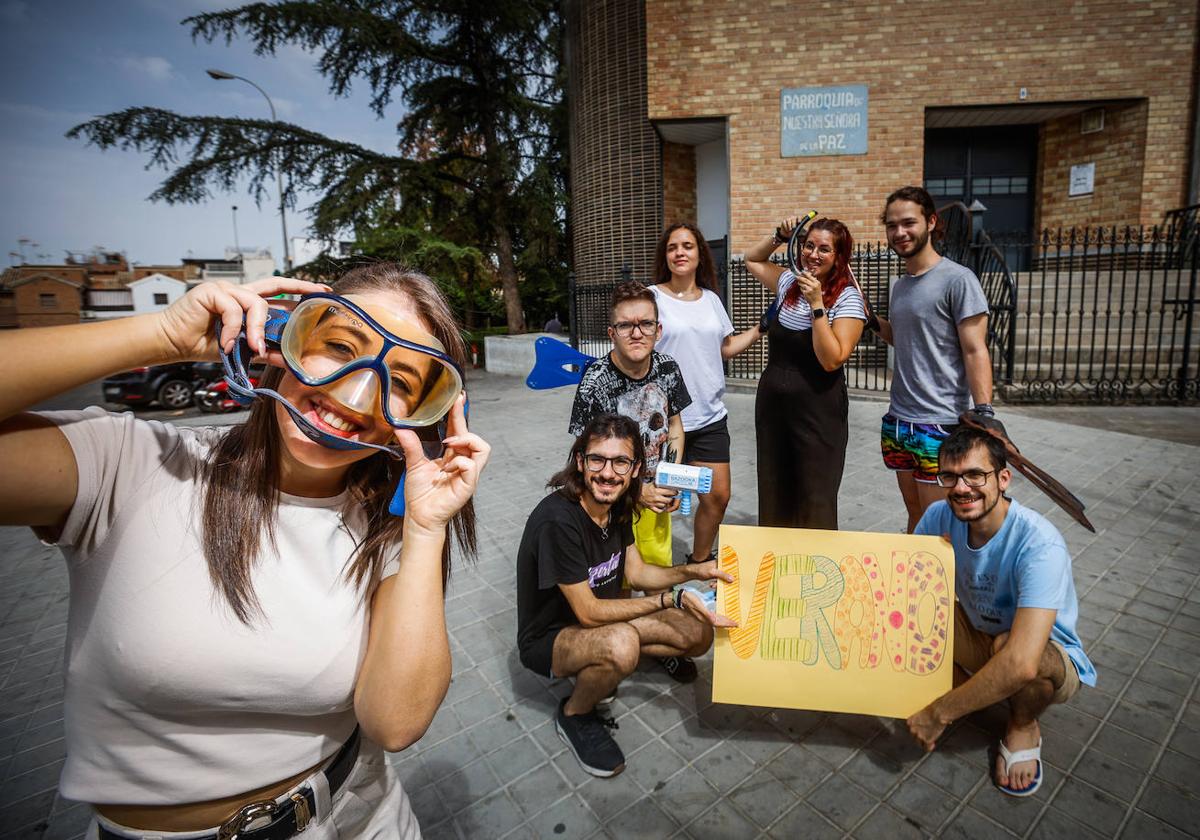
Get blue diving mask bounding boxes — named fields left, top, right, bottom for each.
left=217, top=292, right=467, bottom=515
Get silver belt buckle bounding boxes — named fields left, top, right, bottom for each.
left=216, top=800, right=278, bottom=840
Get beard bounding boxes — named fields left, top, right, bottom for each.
left=585, top=471, right=626, bottom=505
left=892, top=226, right=931, bottom=259
left=948, top=488, right=1001, bottom=522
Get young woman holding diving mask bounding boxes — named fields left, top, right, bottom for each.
left=0, top=263, right=489, bottom=839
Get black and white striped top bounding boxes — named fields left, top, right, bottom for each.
left=774, top=270, right=867, bottom=331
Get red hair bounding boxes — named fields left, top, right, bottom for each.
left=783, top=218, right=853, bottom=311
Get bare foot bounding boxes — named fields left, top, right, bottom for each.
left=997, top=719, right=1041, bottom=792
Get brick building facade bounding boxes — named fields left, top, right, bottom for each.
left=567, top=0, right=1198, bottom=284
left=0, top=274, right=83, bottom=328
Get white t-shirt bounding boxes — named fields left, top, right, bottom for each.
left=650, top=285, right=734, bottom=431
left=36, top=408, right=400, bottom=805
left=774, top=271, right=867, bottom=331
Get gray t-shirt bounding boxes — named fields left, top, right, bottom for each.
left=888, top=257, right=989, bottom=424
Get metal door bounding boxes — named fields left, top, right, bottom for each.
left=924, top=126, right=1037, bottom=269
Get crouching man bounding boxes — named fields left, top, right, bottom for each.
left=517, top=414, right=733, bottom=777
left=906, top=425, right=1096, bottom=796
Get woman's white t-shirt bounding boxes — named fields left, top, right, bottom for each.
left=36, top=408, right=399, bottom=805
left=650, top=285, right=734, bottom=431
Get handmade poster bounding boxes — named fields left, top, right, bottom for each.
left=713, top=524, right=954, bottom=719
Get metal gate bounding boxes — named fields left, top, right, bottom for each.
left=567, top=203, right=1199, bottom=404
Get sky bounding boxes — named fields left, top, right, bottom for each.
left=0, top=0, right=405, bottom=270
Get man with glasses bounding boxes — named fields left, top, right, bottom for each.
left=905, top=425, right=1095, bottom=797
left=569, top=281, right=697, bottom=680
left=516, top=414, right=733, bottom=777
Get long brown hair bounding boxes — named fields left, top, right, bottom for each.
left=783, top=218, right=854, bottom=311
left=201, top=263, right=477, bottom=623
left=652, top=222, right=719, bottom=292
left=548, top=414, right=644, bottom=529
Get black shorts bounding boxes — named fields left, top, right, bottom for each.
left=684, top=415, right=730, bottom=464
left=519, top=627, right=564, bottom=678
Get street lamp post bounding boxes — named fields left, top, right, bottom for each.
left=206, top=69, right=291, bottom=274
left=231, top=205, right=244, bottom=283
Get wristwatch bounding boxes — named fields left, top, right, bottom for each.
left=811, top=307, right=826, bottom=320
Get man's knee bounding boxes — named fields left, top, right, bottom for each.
left=687, top=619, right=714, bottom=657
left=991, top=632, right=1063, bottom=692
left=991, top=631, right=1010, bottom=656
left=672, top=609, right=714, bottom=657
left=599, top=623, right=641, bottom=677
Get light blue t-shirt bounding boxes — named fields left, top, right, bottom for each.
left=915, top=498, right=1096, bottom=686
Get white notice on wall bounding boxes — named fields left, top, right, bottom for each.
left=1069, top=162, right=1095, bottom=197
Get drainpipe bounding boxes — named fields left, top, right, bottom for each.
left=1191, top=57, right=1200, bottom=205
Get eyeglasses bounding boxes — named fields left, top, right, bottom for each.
left=935, top=469, right=997, bottom=488
left=584, top=453, right=636, bottom=475
left=801, top=242, right=834, bottom=257
left=611, top=319, right=658, bottom=337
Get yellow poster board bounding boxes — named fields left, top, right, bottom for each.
left=713, top=524, right=955, bottom=719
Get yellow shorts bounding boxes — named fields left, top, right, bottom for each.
left=633, top=507, right=673, bottom=567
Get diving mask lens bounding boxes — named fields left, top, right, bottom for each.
left=281, top=296, right=463, bottom=427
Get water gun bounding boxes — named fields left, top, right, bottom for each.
left=526, top=338, right=595, bottom=389
left=654, top=462, right=712, bottom=516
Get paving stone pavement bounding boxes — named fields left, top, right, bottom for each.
left=1, top=371, right=1199, bottom=838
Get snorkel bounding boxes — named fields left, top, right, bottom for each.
left=217, top=293, right=466, bottom=516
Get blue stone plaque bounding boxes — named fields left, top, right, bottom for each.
left=781, top=85, right=868, bottom=157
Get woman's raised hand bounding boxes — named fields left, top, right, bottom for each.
left=796, top=271, right=825, bottom=308
left=777, top=216, right=802, bottom=241
left=155, top=277, right=330, bottom=363
left=394, top=394, right=491, bottom=539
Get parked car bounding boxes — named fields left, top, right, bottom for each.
left=102, top=363, right=201, bottom=410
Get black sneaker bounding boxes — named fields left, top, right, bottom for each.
left=657, top=655, right=698, bottom=683
left=685, top=552, right=715, bottom=565
left=555, top=699, right=625, bottom=777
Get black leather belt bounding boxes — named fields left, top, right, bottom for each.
left=98, top=728, right=361, bottom=840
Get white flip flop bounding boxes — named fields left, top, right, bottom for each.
left=996, top=737, right=1043, bottom=797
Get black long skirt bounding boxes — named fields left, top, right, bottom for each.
left=755, top=319, right=849, bottom=530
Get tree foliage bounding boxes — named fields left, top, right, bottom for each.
left=68, top=0, right=567, bottom=333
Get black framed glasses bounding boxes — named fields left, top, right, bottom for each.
left=584, top=453, right=636, bottom=475
left=611, top=319, right=658, bottom=337
left=800, top=242, right=834, bottom=257
left=935, top=469, right=997, bottom=488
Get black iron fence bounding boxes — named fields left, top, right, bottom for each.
left=567, top=206, right=1200, bottom=404
left=994, top=225, right=1199, bottom=403
left=724, top=247, right=901, bottom=390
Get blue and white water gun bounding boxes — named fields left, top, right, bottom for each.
left=654, top=462, right=712, bottom=516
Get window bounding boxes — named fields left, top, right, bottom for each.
left=153, top=293, right=169, bottom=305
left=38, top=293, right=57, bottom=308
left=924, top=177, right=964, bottom=196
left=1080, top=108, right=1105, bottom=135
left=971, top=176, right=1028, bottom=196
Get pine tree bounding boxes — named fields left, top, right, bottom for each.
left=68, top=0, right=565, bottom=333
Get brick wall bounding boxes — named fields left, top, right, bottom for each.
left=662, top=141, right=698, bottom=224
left=567, top=0, right=662, bottom=287
left=644, top=0, right=1196, bottom=252
left=12, top=277, right=81, bottom=327
left=1037, top=101, right=1149, bottom=232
